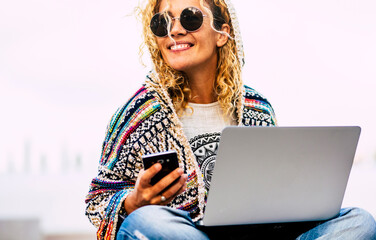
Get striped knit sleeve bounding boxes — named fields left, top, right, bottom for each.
left=85, top=177, right=134, bottom=240
left=85, top=86, right=161, bottom=240
left=243, top=86, right=277, bottom=126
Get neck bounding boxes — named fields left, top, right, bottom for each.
left=186, top=71, right=217, bottom=104
left=185, top=60, right=218, bottom=104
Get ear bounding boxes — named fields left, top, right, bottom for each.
left=216, top=23, right=230, bottom=47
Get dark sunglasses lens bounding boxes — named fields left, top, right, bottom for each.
left=150, top=13, right=168, bottom=37
left=180, top=7, right=203, bottom=31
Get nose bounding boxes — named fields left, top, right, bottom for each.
left=170, top=17, right=187, bottom=36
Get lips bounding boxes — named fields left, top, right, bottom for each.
left=171, top=44, right=190, bottom=50
left=168, top=42, right=194, bottom=51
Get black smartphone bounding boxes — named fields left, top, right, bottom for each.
left=142, top=150, right=179, bottom=185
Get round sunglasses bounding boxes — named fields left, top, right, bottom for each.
left=150, top=7, right=207, bottom=37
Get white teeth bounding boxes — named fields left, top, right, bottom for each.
left=170, top=44, right=190, bottom=50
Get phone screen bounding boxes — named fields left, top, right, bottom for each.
left=142, top=150, right=179, bottom=185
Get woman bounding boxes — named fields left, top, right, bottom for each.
left=85, top=0, right=376, bottom=239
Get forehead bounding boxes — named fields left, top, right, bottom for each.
left=158, top=0, right=207, bottom=13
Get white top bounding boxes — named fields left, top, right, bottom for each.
left=180, top=102, right=236, bottom=141
left=179, top=102, right=236, bottom=190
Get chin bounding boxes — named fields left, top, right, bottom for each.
left=161, top=52, right=193, bottom=72
left=167, top=62, right=191, bottom=72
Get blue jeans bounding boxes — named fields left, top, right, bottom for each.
left=117, top=206, right=376, bottom=240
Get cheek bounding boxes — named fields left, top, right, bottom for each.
left=155, top=39, right=168, bottom=60
left=199, top=31, right=219, bottom=49
left=156, top=39, right=164, bottom=51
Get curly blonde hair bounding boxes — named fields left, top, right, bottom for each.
left=140, top=0, right=243, bottom=118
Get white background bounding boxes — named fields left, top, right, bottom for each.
left=0, top=0, right=375, bottom=236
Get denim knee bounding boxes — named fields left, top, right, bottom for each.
left=297, top=207, right=376, bottom=240
left=116, top=205, right=209, bottom=240
left=343, top=207, right=376, bottom=239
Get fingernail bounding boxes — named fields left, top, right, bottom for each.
left=177, top=168, right=183, bottom=174
left=155, top=163, right=162, bottom=170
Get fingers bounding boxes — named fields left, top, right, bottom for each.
left=177, top=176, right=187, bottom=195
left=157, top=173, right=188, bottom=205
left=127, top=165, right=162, bottom=209
left=139, top=163, right=162, bottom=186
left=133, top=165, right=187, bottom=207
left=153, top=168, right=184, bottom=193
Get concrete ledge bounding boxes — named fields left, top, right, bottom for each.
left=44, top=234, right=95, bottom=240
left=0, top=218, right=41, bottom=240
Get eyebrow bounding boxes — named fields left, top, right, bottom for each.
left=166, top=11, right=174, bottom=17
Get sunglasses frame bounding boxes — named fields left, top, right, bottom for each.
left=150, top=7, right=207, bottom=37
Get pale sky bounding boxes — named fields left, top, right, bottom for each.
left=1, top=0, right=375, bottom=173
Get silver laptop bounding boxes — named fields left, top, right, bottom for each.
left=197, top=126, right=361, bottom=226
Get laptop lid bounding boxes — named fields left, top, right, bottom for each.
left=200, top=126, right=361, bottom=226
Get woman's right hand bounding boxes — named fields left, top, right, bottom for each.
left=123, top=163, right=187, bottom=215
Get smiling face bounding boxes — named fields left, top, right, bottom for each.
left=155, top=0, right=227, bottom=76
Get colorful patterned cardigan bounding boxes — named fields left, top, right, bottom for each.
left=85, top=76, right=277, bottom=240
